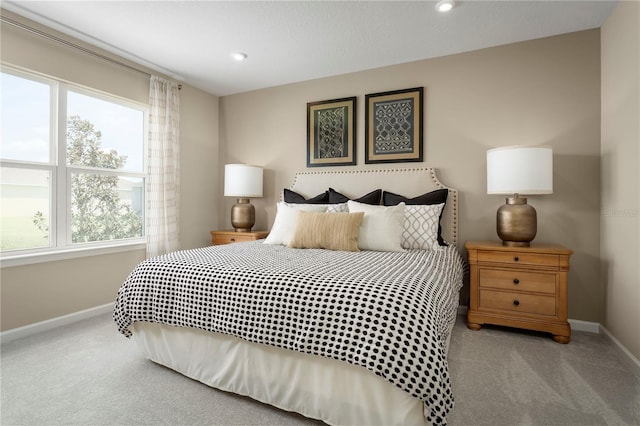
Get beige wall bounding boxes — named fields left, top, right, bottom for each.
left=220, top=30, right=602, bottom=322
left=601, top=1, right=640, bottom=360
left=1, top=251, right=146, bottom=329
left=0, top=10, right=220, bottom=331
left=179, top=84, right=220, bottom=250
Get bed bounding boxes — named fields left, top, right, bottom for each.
left=114, top=168, right=464, bottom=425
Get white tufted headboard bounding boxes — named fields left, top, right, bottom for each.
left=289, top=168, right=458, bottom=245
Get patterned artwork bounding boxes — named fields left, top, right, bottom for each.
left=315, top=106, right=347, bottom=158
left=365, top=87, right=423, bottom=164
left=307, top=97, right=356, bottom=167
left=373, top=98, right=415, bottom=154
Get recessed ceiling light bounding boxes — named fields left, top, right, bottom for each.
left=231, top=52, right=248, bottom=61
left=435, top=0, right=455, bottom=13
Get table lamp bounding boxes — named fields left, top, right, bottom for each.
left=224, top=164, right=263, bottom=232
left=487, top=146, right=553, bottom=247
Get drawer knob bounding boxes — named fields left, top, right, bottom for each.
left=230, top=238, right=236, bottom=242
left=513, top=278, right=520, bottom=285
left=514, top=256, right=520, bottom=262
left=513, top=300, right=520, bottom=306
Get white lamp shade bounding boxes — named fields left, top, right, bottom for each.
left=224, top=164, right=263, bottom=198
left=487, top=146, right=553, bottom=195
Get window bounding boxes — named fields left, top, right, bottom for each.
left=1, top=67, right=147, bottom=258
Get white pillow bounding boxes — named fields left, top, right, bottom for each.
left=285, top=203, right=348, bottom=212
left=263, top=202, right=328, bottom=245
left=402, top=203, right=445, bottom=250
left=347, top=200, right=405, bottom=252
left=326, top=203, right=348, bottom=213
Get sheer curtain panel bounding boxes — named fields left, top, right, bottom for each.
left=146, top=75, right=180, bottom=257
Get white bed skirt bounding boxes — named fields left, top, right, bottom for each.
left=132, top=322, right=429, bottom=425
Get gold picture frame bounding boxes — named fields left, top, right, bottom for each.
left=365, top=87, right=423, bottom=164
left=307, top=97, right=356, bottom=167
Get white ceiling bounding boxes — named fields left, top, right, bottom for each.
left=4, top=1, right=617, bottom=97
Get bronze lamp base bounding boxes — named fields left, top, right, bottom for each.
left=231, top=198, right=255, bottom=232
left=496, top=195, right=537, bottom=247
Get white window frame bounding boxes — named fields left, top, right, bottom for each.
left=1, top=66, right=148, bottom=267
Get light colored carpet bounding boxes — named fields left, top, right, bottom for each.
left=447, top=317, right=640, bottom=425
left=1, top=313, right=639, bottom=425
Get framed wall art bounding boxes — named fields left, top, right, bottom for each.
left=365, top=87, right=423, bottom=164
left=307, top=96, right=356, bottom=167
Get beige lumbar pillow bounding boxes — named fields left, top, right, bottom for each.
left=288, top=211, right=364, bottom=252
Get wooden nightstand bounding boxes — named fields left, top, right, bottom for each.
left=210, top=230, right=269, bottom=245
left=465, top=240, right=573, bottom=343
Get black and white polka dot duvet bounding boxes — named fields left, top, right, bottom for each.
left=114, top=241, right=464, bottom=424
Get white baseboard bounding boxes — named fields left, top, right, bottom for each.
left=568, top=318, right=601, bottom=333
left=0, top=303, right=112, bottom=344
left=458, top=306, right=601, bottom=334
left=600, top=324, right=640, bottom=375
left=570, top=320, right=639, bottom=375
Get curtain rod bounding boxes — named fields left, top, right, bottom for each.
left=1, top=15, right=182, bottom=90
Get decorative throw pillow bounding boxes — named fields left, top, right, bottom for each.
left=382, top=188, right=448, bottom=206
left=263, top=202, right=328, bottom=245
left=346, top=200, right=405, bottom=252
left=382, top=189, right=449, bottom=246
left=402, top=203, right=445, bottom=250
left=283, top=188, right=330, bottom=204
left=326, top=203, right=349, bottom=213
left=288, top=211, right=364, bottom=252
left=328, top=188, right=382, bottom=205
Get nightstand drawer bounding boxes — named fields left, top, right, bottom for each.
left=210, top=230, right=269, bottom=245
left=479, top=289, right=556, bottom=316
left=213, top=234, right=254, bottom=245
left=478, top=250, right=559, bottom=267
left=479, top=269, right=556, bottom=294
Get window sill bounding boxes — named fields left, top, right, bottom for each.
left=0, top=241, right=146, bottom=268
